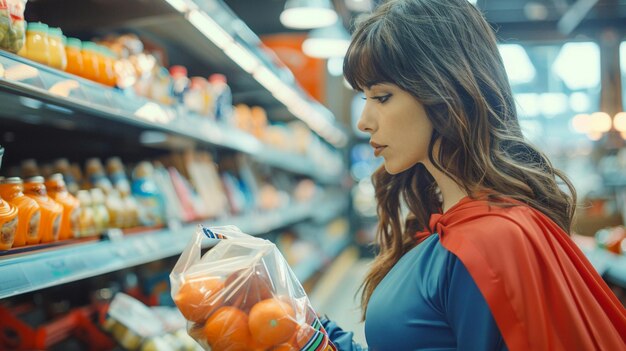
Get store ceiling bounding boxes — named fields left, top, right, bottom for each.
left=224, top=0, right=626, bottom=41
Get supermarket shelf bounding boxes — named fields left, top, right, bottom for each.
left=292, top=237, right=351, bottom=283
left=24, top=0, right=348, bottom=147
left=0, top=51, right=342, bottom=183
left=0, top=193, right=349, bottom=299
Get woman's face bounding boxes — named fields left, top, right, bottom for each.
left=358, top=83, right=434, bottom=174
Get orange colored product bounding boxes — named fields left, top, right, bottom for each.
left=21, top=22, right=50, bottom=66
left=47, top=27, right=67, bottom=70
left=81, top=41, right=100, bottom=82
left=100, top=47, right=117, bottom=87
left=0, top=177, right=41, bottom=246
left=272, top=343, right=298, bottom=351
left=203, top=306, right=251, bottom=351
left=174, top=276, right=225, bottom=323
left=23, top=176, right=63, bottom=243
left=0, top=195, right=18, bottom=250
left=248, top=298, right=298, bottom=348
left=64, top=37, right=84, bottom=77
left=224, top=265, right=274, bottom=312
left=45, top=173, right=79, bottom=240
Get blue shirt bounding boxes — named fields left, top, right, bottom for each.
left=322, top=234, right=507, bottom=351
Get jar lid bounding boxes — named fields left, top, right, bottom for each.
left=25, top=176, right=44, bottom=183
left=48, top=27, right=63, bottom=38
left=0, top=177, right=23, bottom=185
left=82, top=41, right=99, bottom=52
left=66, top=38, right=82, bottom=49
left=47, top=173, right=64, bottom=182
left=27, top=22, right=49, bottom=33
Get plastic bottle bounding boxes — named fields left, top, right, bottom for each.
left=90, top=188, right=110, bottom=235
left=0, top=177, right=41, bottom=246
left=209, top=73, right=233, bottom=122
left=53, top=158, right=80, bottom=195
left=85, top=158, right=113, bottom=194
left=21, top=22, right=50, bottom=66
left=75, top=190, right=96, bottom=237
left=23, top=176, right=63, bottom=243
left=81, top=41, right=101, bottom=82
left=184, top=77, right=208, bottom=115
left=47, top=27, right=67, bottom=70
left=0, top=193, right=18, bottom=250
left=131, top=162, right=164, bottom=227
left=45, top=173, right=79, bottom=240
left=21, top=159, right=41, bottom=179
left=106, top=157, right=132, bottom=227
left=64, top=37, right=84, bottom=77
left=169, top=65, right=190, bottom=106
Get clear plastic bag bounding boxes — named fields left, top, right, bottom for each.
left=170, top=225, right=337, bottom=351
left=0, top=0, right=27, bottom=53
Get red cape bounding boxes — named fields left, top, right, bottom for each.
left=420, top=197, right=626, bottom=350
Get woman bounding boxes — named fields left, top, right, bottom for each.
left=321, top=0, right=626, bottom=350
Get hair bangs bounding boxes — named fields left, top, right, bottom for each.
left=343, top=19, right=396, bottom=91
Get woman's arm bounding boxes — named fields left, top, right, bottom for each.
left=319, top=316, right=368, bottom=351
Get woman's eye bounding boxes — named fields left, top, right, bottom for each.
left=374, top=94, right=391, bottom=103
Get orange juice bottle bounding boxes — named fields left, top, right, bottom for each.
left=0, top=177, right=41, bottom=246
left=81, top=41, right=100, bottom=82
left=23, top=176, right=63, bottom=243
left=98, top=46, right=116, bottom=87
left=65, top=38, right=84, bottom=77
left=21, top=22, right=50, bottom=66
left=46, top=174, right=79, bottom=240
left=0, top=194, right=18, bottom=250
left=47, top=27, right=67, bottom=71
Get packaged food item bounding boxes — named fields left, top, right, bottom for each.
left=64, top=37, right=83, bottom=77
left=0, top=177, right=41, bottom=246
left=105, top=189, right=125, bottom=229
left=250, top=106, right=268, bottom=139
left=52, top=158, right=80, bottom=195
left=47, top=27, right=67, bottom=70
left=75, top=190, right=96, bottom=237
left=96, top=45, right=115, bottom=87
left=170, top=65, right=190, bottom=106
left=0, top=192, right=18, bottom=250
left=90, top=188, right=110, bottom=234
left=81, top=41, right=100, bottom=82
left=45, top=173, right=79, bottom=240
left=23, top=176, right=62, bottom=243
left=184, top=77, right=208, bottom=115
left=150, top=67, right=173, bottom=105
left=20, top=21, right=49, bottom=65
left=171, top=226, right=337, bottom=351
left=209, top=74, right=233, bottom=122
left=85, top=158, right=113, bottom=194
left=0, top=0, right=27, bottom=54
left=131, top=162, right=164, bottom=227
left=20, top=158, right=40, bottom=179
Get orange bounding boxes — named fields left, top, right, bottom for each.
left=203, top=306, right=251, bottom=351
left=249, top=298, right=298, bottom=348
left=174, top=276, right=225, bottom=323
left=225, top=264, right=275, bottom=312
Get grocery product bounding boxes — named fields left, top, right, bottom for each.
left=85, top=158, right=113, bottom=194
left=209, top=74, right=233, bottom=122
left=170, top=65, right=190, bottom=106
left=81, top=41, right=100, bottom=82
left=0, top=177, right=41, bottom=246
left=90, top=188, right=110, bottom=234
left=64, top=37, right=84, bottom=77
left=0, top=192, right=18, bottom=250
left=20, top=21, right=49, bottom=65
left=170, top=226, right=337, bottom=351
left=131, top=162, right=165, bottom=226
left=45, top=173, right=79, bottom=240
left=0, top=0, right=27, bottom=54
left=23, top=176, right=62, bottom=243
left=75, top=190, right=96, bottom=237
left=98, top=46, right=116, bottom=87
left=47, top=27, right=67, bottom=70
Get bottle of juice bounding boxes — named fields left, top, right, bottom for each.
left=23, top=176, right=63, bottom=243
left=0, top=193, right=18, bottom=250
left=101, top=47, right=117, bottom=87
left=209, top=73, right=233, bottom=122
left=85, top=158, right=113, bottom=194
left=0, top=177, right=41, bottom=246
left=131, top=162, right=164, bottom=227
left=64, top=37, right=84, bottom=77
left=81, top=41, right=100, bottom=82
left=46, top=173, right=79, bottom=240
left=21, top=22, right=50, bottom=66
left=47, top=27, right=67, bottom=71
left=21, top=159, right=41, bottom=179
left=169, top=65, right=190, bottom=106
left=90, top=188, right=110, bottom=235
left=53, top=158, right=80, bottom=195
left=75, top=190, right=96, bottom=237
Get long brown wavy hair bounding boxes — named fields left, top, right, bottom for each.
left=343, top=0, right=577, bottom=318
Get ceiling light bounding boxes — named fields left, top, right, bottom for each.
left=498, top=44, right=535, bottom=85
left=280, top=0, right=338, bottom=29
left=553, top=42, right=600, bottom=90
left=188, top=10, right=233, bottom=49
left=303, top=21, right=350, bottom=58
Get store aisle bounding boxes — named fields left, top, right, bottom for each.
left=310, top=247, right=371, bottom=347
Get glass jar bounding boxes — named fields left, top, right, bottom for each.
left=64, top=37, right=84, bottom=77
left=21, top=22, right=50, bottom=66
left=47, top=27, right=67, bottom=70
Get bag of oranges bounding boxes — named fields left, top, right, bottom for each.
left=170, top=225, right=337, bottom=351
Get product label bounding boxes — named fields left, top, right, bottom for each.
left=28, top=210, right=41, bottom=239
left=1, top=216, right=17, bottom=245
left=52, top=214, right=61, bottom=240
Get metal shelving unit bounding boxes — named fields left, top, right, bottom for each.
left=0, top=192, right=349, bottom=299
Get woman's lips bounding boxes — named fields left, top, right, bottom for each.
left=370, top=141, right=387, bottom=156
